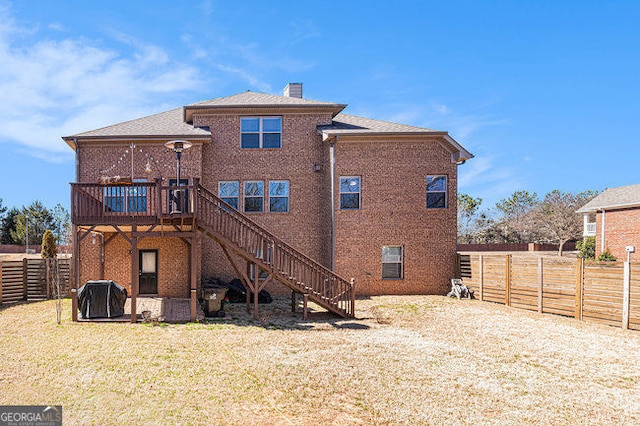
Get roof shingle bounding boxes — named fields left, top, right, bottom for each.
left=64, top=107, right=211, bottom=139
left=577, top=183, right=640, bottom=212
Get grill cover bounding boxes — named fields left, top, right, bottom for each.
left=78, top=280, right=128, bottom=319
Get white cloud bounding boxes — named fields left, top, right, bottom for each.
left=0, top=6, right=201, bottom=158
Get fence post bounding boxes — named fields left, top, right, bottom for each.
left=575, top=257, right=584, bottom=321
left=538, top=257, right=543, bottom=313
left=0, top=260, right=3, bottom=305
left=622, top=261, right=630, bottom=330
left=479, top=254, right=484, bottom=301
left=505, top=254, right=511, bottom=306
left=22, top=258, right=28, bottom=301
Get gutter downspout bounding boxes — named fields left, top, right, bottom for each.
left=600, top=209, right=606, bottom=254
left=329, top=140, right=337, bottom=271
left=74, top=138, right=80, bottom=182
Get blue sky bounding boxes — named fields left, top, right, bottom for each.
left=0, top=0, right=638, bottom=212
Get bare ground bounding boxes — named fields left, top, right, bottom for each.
left=0, top=295, right=638, bottom=425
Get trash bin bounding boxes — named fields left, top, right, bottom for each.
left=202, top=286, right=228, bottom=317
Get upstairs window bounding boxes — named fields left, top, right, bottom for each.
left=244, top=181, right=264, bottom=213
left=219, top=181, right=239, bottom=210
left=339, top=176, right=361, bottom=210
left=426, top=175, right=447, bottom=208
left=241, top=117, right=282, bottom=148
left=269, top=180, right=290, bottom=212
left=382, top=246, right=404, bottom=279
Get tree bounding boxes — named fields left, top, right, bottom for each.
left=0, top=207, right=20, bottom=244
left=494, top=190, right=540, bottom=243
left=0, top=198, right=7, bottom=221
left=457, top=193, right=483, bottom=243
left=532, top=190, right=598, bottom=256
left=51, top=204, right=70, bottom=247
left=10, top=201, right=55, bottom=246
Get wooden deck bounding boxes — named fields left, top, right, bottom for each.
left=71, top=179, right=356, bottom=320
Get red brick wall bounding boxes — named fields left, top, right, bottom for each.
left=595, top=208, right=640, bottom=260
left=75, top=140, right=203, bottom=297
left=74, top=118, right=461, bottom=297
left=196, top=112, right=334, bottom=290
left=334, top=138, right=458, bottom=295
left=77, top=140, right=203, bottom=184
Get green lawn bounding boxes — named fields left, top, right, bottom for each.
left=1, top=296, right=639, bottom=425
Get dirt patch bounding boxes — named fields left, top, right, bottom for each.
left=0, top=296, right=639, bottom=425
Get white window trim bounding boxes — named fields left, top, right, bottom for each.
left=426, top=175, right=448, bottom=209
left=218, top=180, right=239, bottom=209
left=241, top=116, right=282, bottom=149
left=382, top=245, right=404, bottom=280
left=339, top=176, right=361, bottom=210
left=243, top=180, right=265, bottom=213
left=268, top=180, right=290, bottom=213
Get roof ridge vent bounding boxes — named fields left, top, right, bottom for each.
left=283, top=83, right=303, bottom=98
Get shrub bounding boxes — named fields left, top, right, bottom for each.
left=597, top=247, right=616, bottom=261
left=41, top=230, right=57, bottom=259
left=576, top=236, right=595, bottom=259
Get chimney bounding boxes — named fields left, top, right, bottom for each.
left=283, top=83, right=303, bottom=98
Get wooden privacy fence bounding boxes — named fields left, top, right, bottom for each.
left=0, top=258, right=71, bottom=305
left=458, top=253, right=640, bottom=331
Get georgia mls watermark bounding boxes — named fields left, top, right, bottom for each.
left=0, top=406, right=62, bottom=426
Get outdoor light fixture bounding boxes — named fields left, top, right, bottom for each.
left=164, top=140, right=192, bottom=214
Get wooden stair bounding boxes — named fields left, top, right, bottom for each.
left=195, top=184, right=355, bottom=318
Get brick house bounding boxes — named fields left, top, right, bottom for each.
left=63, top=83, right=472, bottom=321
left=577, top=183, right=640, bottom=260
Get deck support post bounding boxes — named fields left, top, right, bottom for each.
left=253, top=266, right=259, bottom=320
left=190, top=234, right=198, bottom=322
left=71, top=288, right=78, bottom=321
left=130, top=224, right=138, bottom=323
left=302, top=294, right=309, bottom=320
left=291, top=291, right=296, bottom=313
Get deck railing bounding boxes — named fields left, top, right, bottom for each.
left=71, top=180, right=197, bottom=225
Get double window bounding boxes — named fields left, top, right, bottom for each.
left=426, top=175, right=447, bottom=208
left=219, top=180, right=289, bottom=213
left=382, top=246, right=403, bottom=279
left=339, top=176, right=361, bottom=210
left=241, top=117, right=282, bottom=148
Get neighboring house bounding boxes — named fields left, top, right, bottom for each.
left=577, top=183, right=640, bottom=260
left=63, top=83, right=472, bottom=321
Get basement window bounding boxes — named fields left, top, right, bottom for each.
left=382, top=246, right=403, bottom=279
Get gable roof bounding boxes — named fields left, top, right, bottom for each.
left=319, top=113, right=473, bottom=161
left=576, top=183, right=640, bottom=213
left=62, top=107, right=211, bottom=149
left=183, top=91, right=346, bottom=122
left=61, top=89, right=472, bottom=162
